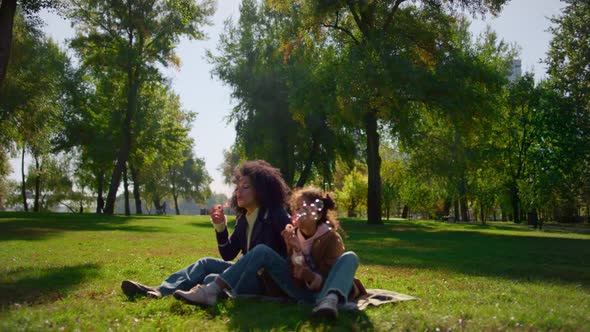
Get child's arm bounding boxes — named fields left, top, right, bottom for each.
left=299, top=232, right=345, bottom=291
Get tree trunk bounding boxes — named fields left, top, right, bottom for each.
left=33, top=155, right=40, bottom=212
left=295, top=134, right=319, bottom=188
left=510, top=185, right=520, bottom=223
left=154, top=198, right=162, bottom=215
left=460, top=196, right=469, bottom=222
left=123, top=163, right=130, bottom=216
left=453, top=200, right=459, bottom=222
left=0, top=0, right=17, bottom=89
left=96, top=171, right=104, bottom=214
left=130, top=165, right=142, bottom=214
left=366, top=109, right=382, bottom=224
left=402, top=205, right=409, bottom=219
left=347, top=198, right=356, bottom=218
left=458, top=177, right=468, bottom=222
left=20, top=146, right=27, bottom=212
left=443, top=198, right=451, bottom=217
left=480, top=201, right=486, bottom=225
left=104, top=69, right=140, bottom=215
left=174, top=194, right=180, bottom=215
left=528, top=210, right=538, bottom=228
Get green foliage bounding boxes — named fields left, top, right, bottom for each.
left=209, top=0, right=357, bottom=187
left=334, top=163, right=367, bottom=218
left=66, top=0, right=215, bottom=214
left=218, top=145, right=243, bottom=185
left=545, top=0, right=590, bottom=222
left=0, top=13, right=70, bottom=154
left=380, top=141, right=406, bottom=219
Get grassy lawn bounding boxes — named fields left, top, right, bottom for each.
left=0, top=212, right=589, bottom=331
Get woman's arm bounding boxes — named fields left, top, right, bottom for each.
left=216, top=217, right=246, bottom=261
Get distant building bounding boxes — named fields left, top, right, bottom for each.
left=508, top=58, right=522, bottom=82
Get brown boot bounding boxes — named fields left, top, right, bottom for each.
left=121, top=280, right=162, bottom=298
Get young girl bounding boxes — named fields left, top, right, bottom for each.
left=174, top=187, right=364, bottom=319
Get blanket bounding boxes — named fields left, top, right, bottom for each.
left=343, top=288, right=417, bottom=311
left=230, top=289, right=417, bottom=311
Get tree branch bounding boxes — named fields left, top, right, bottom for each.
left=383, top=0, right=406, bottom=32
left=345, top=0, right=366, bottom=38
left=322, top=10, right=360, bottom=44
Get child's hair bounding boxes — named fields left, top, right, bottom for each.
left=289, top=186, right=340, bottom=231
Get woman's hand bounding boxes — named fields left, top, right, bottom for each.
left=210, top=205, right=227, bottom=231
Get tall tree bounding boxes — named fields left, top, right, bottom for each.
left=270, top=0, right=509, bottom=224
left=169, top=149, right=211, bottom=215
left=1, top=12, right=69, bottom=212
left=545, top=0, right=590, bottom=221
left=67, top=0, right=215, bottom=215
left=210, top=0, right=358, bottom=187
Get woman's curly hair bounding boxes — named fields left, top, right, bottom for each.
left=231, top=160, right=290, bottom=215
left=289, top=186, right=340, bottom=231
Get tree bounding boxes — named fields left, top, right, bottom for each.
left=334, top=163, right=367, bottom=218
left=545, top=0, right=590, bottom=222
left=269, top=0, right=510, bottom=224
left=25, top=154, right=79, bottom=211
left=130, top=81, right=209, bottom=215
left=0, top=147, right=10, bottom=210
left=380, top=140, right=406, bottom=220
left=67, top=0, right=215, bottom=215
left=209, top=0, right=357, bottom=187
left=218, top=145, right=243, bottom=185
left=0, top=0, right=61, bottom=88
left=495, top=74, right=543, bottom=223
left=169, top=149, right=211, bottom=215
left=1, top=12, right=69, bottom=212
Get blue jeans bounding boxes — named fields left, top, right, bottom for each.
left=156, top=257, right=233, bottom=296
left=218, top=244, right=359, bottom=304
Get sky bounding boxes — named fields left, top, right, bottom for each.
left=9, top=0, right=566, bottom=198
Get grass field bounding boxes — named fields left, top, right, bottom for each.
left=0, top=212, right=589, bottom=331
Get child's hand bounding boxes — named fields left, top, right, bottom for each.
left=282, top=225, right=300, bottom=251
left=292, top=262, right=306, bottom=280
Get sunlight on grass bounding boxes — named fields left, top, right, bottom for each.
left=0, top=212, right=588, bottom=331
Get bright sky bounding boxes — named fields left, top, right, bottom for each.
left=9, top=0, right=566, bottom=198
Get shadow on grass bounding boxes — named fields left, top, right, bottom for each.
left=342, top=219, right=590, bottom=285
left=0, top=263, right=101, bottom=308
left=0, top=212, right=164, bottom=242
left=218, top=297, right=375, bottom=331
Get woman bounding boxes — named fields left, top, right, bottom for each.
left=121, top=160, right=291, bottom=298
left=173, top=187, right=365, bottom=319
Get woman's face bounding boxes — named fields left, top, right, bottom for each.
left=235, top=176, right=257, bottom=210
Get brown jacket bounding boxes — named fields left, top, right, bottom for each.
left=289, top=228, right=344, bottom=286
left=282, top=227, right=366, bottom=301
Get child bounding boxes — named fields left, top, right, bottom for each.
left=279, top=187, right=363, bottom=318
left=173, top=187, right=364, bottom=319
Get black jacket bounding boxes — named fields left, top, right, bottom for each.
left=216, top=206, right=291, bottom=261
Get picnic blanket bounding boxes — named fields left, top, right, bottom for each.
left=232, top=289, right=417, bottom=311
left=343, top=289, right=417, bottom=311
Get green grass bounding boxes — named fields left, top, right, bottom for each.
left=0, top=212, right=589, bottom=331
